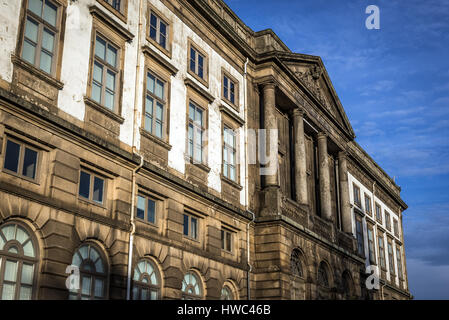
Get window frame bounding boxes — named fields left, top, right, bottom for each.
left=222, top=125, right=238, bottom=183
left=396, top=246, right=404, bottom=280
left=68, top=242, right=109, bottom=300
left=221, top=69, right=239, bottom=110
left=183, top=212, right=199, bottom=241
left=147, top=6, right=172, bottom=57
left=187, top=39, right=209, bottom=87
left=385, top=211, right=391, bottom=231
left=78, top=168, right=106, bottom=206
left=355, top=214, right=365, bottom=257
left=375, top=203, right=382, bottom=224
left=89, top=31, right=121, bottom=113
left=364, top=193, right=372, bottom=216
left=142, top=69, right=169, bottom=141
left=0, top=221, right=39, bottom=300
left=136, top=194, right=158, bottom=225
left=367, top=224, right=376, bottom=265
left=377, top=232, right=386, bottom=270
left=220, top=228, right=233, bottom=253
left=2, top=136, right=41, bottom=183
left=387, top=239, right=395, bottom=276
left=132, top=258, right=161, bottom=300
left=97, top=0, right=128, bottom=23
left=393, top=219, right=399, bottom=238
left=353, top=184, right=361, bottom=208
left=181, top=270, right=203, bottom=300
left=17, top=0, right=64, bottom=77
left=186, top=100, right=207, bottom=165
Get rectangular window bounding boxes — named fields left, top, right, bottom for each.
left=364, top=194, right=372, bottom=216
left=378, top=234, right=386, bottom=269
left=105, top=0, right=122, bottom=13
left=396, top=247, right=403, bottom=279
left=221, top=229, right=233, bottom=253
left=136, top=194, right=156, bottom=224
left=3, top=138, right=39, bottom=181
left=223, top=75, right=236, bottom=105
left=355, top=216, right=364, bottom=256
left=367, top=226, right=376, bottom=264
left=187, top=101, right=205, bottom=164
left=223, top=126, right=237, bottom=182
left=21, top=0, right=60, bottom=75
left=387, top=241, right=395, bottom=275
left=183, top=213, right=198, bottom=240
left=353, top=184, right=361, bottom=208
left=149, top=12, right=168, bottom=50
left=144, top=71, right=166, bottom=139
left=78, top=170, right=105, bottom=204
left=375, top=203, right=382, bottom=224
left=91, top=33, right=120, bottom=111
left=393, top=219, right=399, bottom=237
left=385, top=211, right=391, bottom=231
left=188, top=43, right=207, bottom=82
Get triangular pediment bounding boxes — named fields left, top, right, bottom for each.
left=280, top=54, right=355, bottom=139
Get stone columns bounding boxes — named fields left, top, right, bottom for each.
left=292, top=108, right=308, bottom=205
left=338, top=151, right=352, bottom=233
left=262, top=82, right=278, bottom=188
left=317, top=132, right=332, bottom=220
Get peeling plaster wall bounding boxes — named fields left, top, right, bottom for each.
left=0, top=0, right=247, bottom=205
left=0, top=0, right=21, bottom=83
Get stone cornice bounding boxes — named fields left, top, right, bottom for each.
left=89, top=5, right=134, bottom=42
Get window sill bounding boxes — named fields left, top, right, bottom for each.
left=84, top=96, right=125, bottom=124
left=96, top=0, right=128, bottom=24
left=1, top=168, right=40, bottom=185
left=145, top=38, right=173, bottom=60
left=11, top=54, right=64, bottom=90
left=221, top=175, right=243, bottom=191
left=221, top=97, right=240, bottom=113
left=135, top=217, right=158, bottom=229
left=78, top=196, right=107, bottom=210
left=183, top=235, right=201, bottom=244
left=184, top=156, right=211, bottom=173
left=184, top=77, right=214, bottom=103
left=140, top=128, right=172, bottom=150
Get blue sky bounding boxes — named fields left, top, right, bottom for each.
left=226, top=0, right=449, bottom=299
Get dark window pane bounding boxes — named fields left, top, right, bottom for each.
left=22, top=147, right=38, bottom=179
left=191, top=217, right=197, bottom=239
left=221, top=230, right=224, bottom=250
left=148, top=199, right=155, bottom=224
left=4, top=140, right=21, bottom=173
left=183, top=214, right=189, bottom=236
left=93, top=176, right=104, bottom=203
left=137, top=195, right=145, bottom=220
left=79, top=171, right=90, bottom=199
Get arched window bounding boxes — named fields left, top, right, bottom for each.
left=132, top=259, right=161, bottom=300
left=181, top=271, right=203, bottom=300
left=0, top=223, right=38, bottom=300
left=69, top=243, right=107, bottom=300
left=317, top=262, right=329, bottom=288
left=342, top=271, right=354, bottom=299
left=221, top=284, right=234, bottom=300
left=290, top=249, right=304, bottom=278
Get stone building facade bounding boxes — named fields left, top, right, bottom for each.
left=0, top=0, right=411, bottom=300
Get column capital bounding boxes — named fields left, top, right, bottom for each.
left=292, top=107, right=305, bottom=118
left=338, top=150, right=348, bottom=159
left=262, top=81, right=276, bottom=91
left=317, top=131, right=328, bottom=139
